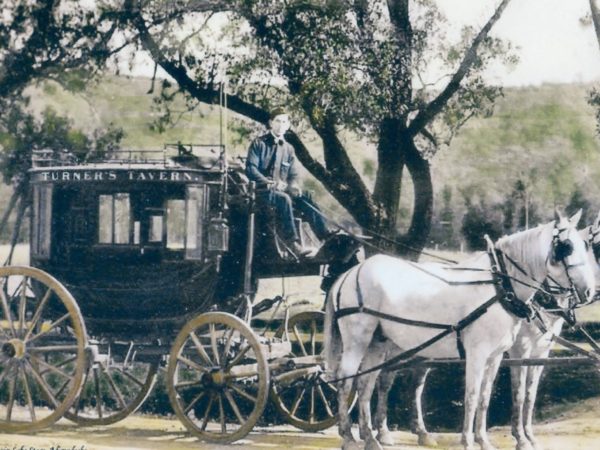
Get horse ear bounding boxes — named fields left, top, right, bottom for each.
left=554, top=207, right=564, bottom=224
left=569, top=209, right=583, bottom=227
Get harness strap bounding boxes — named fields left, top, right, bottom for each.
left=334, top=306, right=452, bottom=329
left=532, top=312, right=600, bottom=363
left=571, top=323, right=600, bottom=354
left=335, top=266, right=356, bottom=311
left=403, top=261, right=495, bottom=286
left=326, top=294, right=501, bottom=384
left=489, top=247, right=535, bottom=320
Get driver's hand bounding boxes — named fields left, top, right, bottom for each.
left=274, top=181, right=288, bottom=192
left=289, top=185, right=302, bottom=197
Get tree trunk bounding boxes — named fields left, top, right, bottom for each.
left=5, top=195, right=27, bottom=266
left=370, top=121, right=433, bottom=258
left=0, top=190, right=19, bottom=241
left=591, top=0, right=600, bottom=50
left=402, top=139, right=433, bottom=258
left=373, top=118, right=405, bottom=234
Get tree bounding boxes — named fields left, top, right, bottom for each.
left=0, top=0, right=125, bottom=108
left=119, top=0, right=515, bottom=256
left=430, top=185, right=457, bottom=248
left=589, top=0, right=600, bottom=132
left=566, top=186, right=592, bottom=224
left=0, top=106, right=123, bottom=262
left=461, top=196, right=502, bottom=251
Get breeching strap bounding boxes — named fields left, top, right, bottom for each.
left=334, top=263, right=456, bottom=330
left=325, top=294, right=502, bottom=384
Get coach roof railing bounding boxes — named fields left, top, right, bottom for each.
left=31, top=143, right=226, bottom=170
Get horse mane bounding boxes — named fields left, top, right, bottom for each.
left=495, top=221, right=553, bottom=282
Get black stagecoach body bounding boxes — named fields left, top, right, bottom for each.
left=27, top=146, right=331, bottom=336
left=28, top=149, right=241, bottom=333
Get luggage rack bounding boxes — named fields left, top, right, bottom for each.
left=32, top=143, right=226, bottom=169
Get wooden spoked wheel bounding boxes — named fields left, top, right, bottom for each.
left=271, top=310, right=354, bottom=431
left=167, top=312, right=269, bottom=443
left=0, top=266, right=87, bottom=432
left=64, top=343, right=159, bottom=426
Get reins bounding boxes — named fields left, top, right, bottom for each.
left=297, top=197, right=460, bottom=264
left=530, top=305, right=600, bottom=363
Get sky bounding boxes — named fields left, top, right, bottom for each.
left=125, top=0, right=600, bottom=87
left=437, top=0, right=600, bottom=86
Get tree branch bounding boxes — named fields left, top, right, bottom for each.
left=407, top=0, right=512, bottom=136
left=591, top=0, right=600, bottom=51
left=129, top=7, right=268, bottom=123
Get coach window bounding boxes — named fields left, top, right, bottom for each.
left=147, top=212, right=163, bottom=243
left=164, top=186, right=205, bottom=258
left=98, top=193, right=131, bottom=244
left=32, top=185, right=53, bottom=258
left=185, top=185, right=204, bottom=260
left=166, top=200, right=185, bottom=249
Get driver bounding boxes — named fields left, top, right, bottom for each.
left=245, top=107, right=331, bottom=256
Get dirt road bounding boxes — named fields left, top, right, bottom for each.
left=2, top=397, right=600, bottom=450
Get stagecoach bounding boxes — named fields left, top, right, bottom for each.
left=0, top=143, right=359, bottom=442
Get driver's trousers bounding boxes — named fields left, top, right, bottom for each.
left=258, top=190, right=330, bottom=243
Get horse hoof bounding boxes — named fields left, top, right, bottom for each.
left=364, top=437, right=384, bottom=450
left=516, top=444, right=534, bottom=450
left=341, top=439, right=358, bottom=450
left=418, top=432, right=439, bottom=447
left=376, top=430, right=394, bottom=446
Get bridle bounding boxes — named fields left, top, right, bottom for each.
left=586, top=224, right=600, bottom=264
left=544, top=224, right=592, bottom=310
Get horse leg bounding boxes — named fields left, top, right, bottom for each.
left=409, top=367, right=438, bottom=447
left=462, top=355, right=487, bottom=450
left=372, top=368, right=395, bottom=446
left=523, top=364, right=546, bottom=450
left=474, top=354, right=503, bottom=450
left=355, top=352, right=384, bottom=450
left=509, top=364, right=533, bottom=450
left=336, top=320, right=379, bottom=450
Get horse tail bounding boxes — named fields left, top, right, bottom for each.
left=323, top=280, right=340, bottom=377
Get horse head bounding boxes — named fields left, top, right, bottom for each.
left=546, top=209, right=596, bottom=307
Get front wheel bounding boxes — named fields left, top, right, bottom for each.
left=0, top=266, right=87, bottom=432
left=167, top=312, right=269, bottom=443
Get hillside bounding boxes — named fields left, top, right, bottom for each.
left=432, top=83, right=600, bottom=223
left=4, top=76, right=599, bottom=242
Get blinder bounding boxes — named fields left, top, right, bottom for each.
left=551, top=226, right=574, bottom=263
left=553, top=238, right=574, bottom=262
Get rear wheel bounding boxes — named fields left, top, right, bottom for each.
left=64, top=342, right=159, bottom=425
left=0, top=266, right=87, bottom=432
left=167, top=312, right=269, bottom=443
left=271, top=310, right=354, bottom=431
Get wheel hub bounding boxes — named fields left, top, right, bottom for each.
left=2, top=339, right=26, bottom=359
left=210, top=369, right=225, bottom=387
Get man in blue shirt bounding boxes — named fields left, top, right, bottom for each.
left=246, top=108, right=330, bottom=256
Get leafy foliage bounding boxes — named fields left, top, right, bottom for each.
left=0, top=105, right=123, bottom=192
left=460, top=193, right=503, bottom=251
left=0, top=0, right=121, bottom=108
left=591, top=87, right=600, bottom=135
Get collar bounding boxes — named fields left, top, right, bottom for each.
left=270, top=132, right=286, bottom=144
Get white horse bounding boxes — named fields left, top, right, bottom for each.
left=507, top=211, right=600, bottom=450
left=324, top=211, right=595, bottom=450
left=366, top=211, right=600, bottom=450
